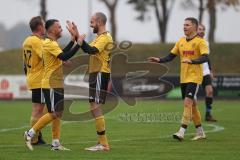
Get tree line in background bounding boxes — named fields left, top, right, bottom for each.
left=182, top=0, right=239, bottom=42
left=127, top=0, right=239, bottom=43
left=0, top=0, right=239, bottom=50
left=34, top=0, right=240, bottom=43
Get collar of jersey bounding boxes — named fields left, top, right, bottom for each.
left=97, top=31, right=108, bottom=37
left=45, top=36, right=55, bottom=41
left=186, top=34, right=198, bottom=42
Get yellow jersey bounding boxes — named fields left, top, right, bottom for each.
left=22, top=35, right=44, bottom=89
left=89, top=32, right=113, bottom=73
left=171, top=36, right=209, bottom=84
left=41, top=38, right=63, bottom=88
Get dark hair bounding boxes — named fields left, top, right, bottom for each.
left=95, top=12, right=107, bottom=25
left=199, top=24, right=206, bottom=30
left=185, top=17, right=199, bottom=27
left=45, top=19, right=59, bottom=30
left=29, top=16, right=43, bottom=32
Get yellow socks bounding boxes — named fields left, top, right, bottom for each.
left=95, top=116, right=108, bottom=146
left=181, top=104, right=192, bottom=126
left=30, top=116, right=40, bottom=143
left=33, top=113, right=54, bottom=132
left=192, top=105, right=202, bottom=126
left=52, top=118, right=61, bottom=140
left=30, top=116, right=39, bottom=127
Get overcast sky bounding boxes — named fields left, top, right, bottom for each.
left=0, top=0, right=240, bottom=43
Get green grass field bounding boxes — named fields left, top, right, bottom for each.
left=0, top=100, right=239, bottom=160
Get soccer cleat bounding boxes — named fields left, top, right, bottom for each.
left=173, top=131, right=184, bottom=141
left=85, top=144, right=110, bottom=152
left=51, top=145, right=70, bottom=151
left=24, top=131, right=33, bottom=151
left=191, top=132, right=206, bottom=141
left=32, top=132, right=47, bottom=145
left=205, top=115, right=217, bottom=122
left=32, top=137, right=46, bottom=145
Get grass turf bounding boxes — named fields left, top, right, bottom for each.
left=0, top=100, right=239, bottom=160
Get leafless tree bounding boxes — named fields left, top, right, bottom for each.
left=128, top=0, right=175, bottom=43
left=99, top=0, right=119, bottom=41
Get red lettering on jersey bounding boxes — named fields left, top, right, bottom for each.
left=183, top=50, right=195, bottom=56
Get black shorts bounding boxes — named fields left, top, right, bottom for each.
left=181, top=83, right=199, bottom=100
left=89, top=72, right=110, bottom=104
left=32, top=88, right=45, bottom=104
left=42, top=88, right=64, bottom=113
left=202, top=74, right=212, bottom=88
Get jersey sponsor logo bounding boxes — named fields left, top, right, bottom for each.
left=183, top=50, right=195, bottom=56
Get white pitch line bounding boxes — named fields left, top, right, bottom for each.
left=0, top=123, right=224, bottom=148
left=0, top=121, right=86, bottom=133
left=0, top=122, right=77, bottom=133
left=67, top=123, right=225, bottom=144
left=0, top=125, right=28, bottom=133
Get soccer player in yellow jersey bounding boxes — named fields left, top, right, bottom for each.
left=75, top=12, right=113, bottom=151
left=24, top=19, right=81, bottom=151
left=148, top=17, right=209, bottom=141
left=22, top=16, right=46, bottom=145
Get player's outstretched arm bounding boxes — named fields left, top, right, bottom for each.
left=147, top=57, right=160, bottom=63
left=62, top=41, right=74, bottom=53
left=57, top=44, right=81, bottom=61
left=148, top=53, right=176, bottom=63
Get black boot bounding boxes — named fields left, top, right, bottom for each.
left=32, top=132, right=47, bottom=145
left=205, top=112, right=217, bottom=122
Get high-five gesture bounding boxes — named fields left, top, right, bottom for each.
left=66, top=20, right=76, bottom=41
left=72, top=22, right=86, bottom=45
left=66, top=21, right=86, bottom=45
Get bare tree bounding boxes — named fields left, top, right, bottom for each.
left=99, top=0, right=118, bottom=41
left=207, top=0, right=216, bottom=42
left=198, top=0, right=205, bottom=23
left=181, top=0, right=206, bottom=24
left=128, top=0, right=175, bottom=43
left=208, top=0, right=239, bottom=42
left=153, top=0, right=175, bottom=43
left=182, top=0, right=239, bottom=42
left=23, top=0, right=48, bottom=21
left=40, top=0, right=47, bottom=21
